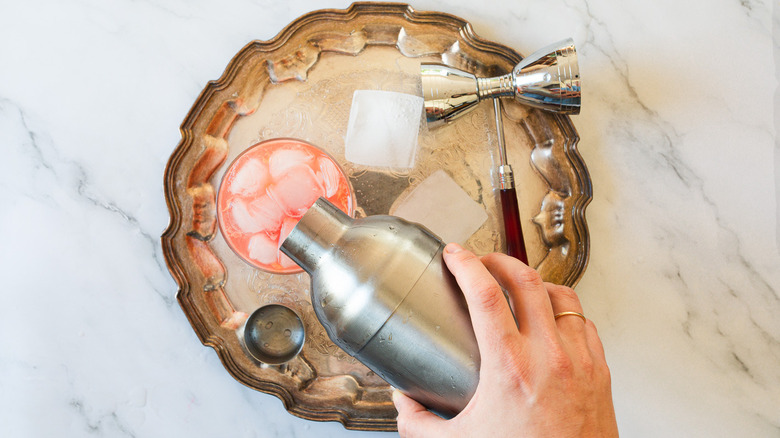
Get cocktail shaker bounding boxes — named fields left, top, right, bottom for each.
left=280, top=197, right=479, bottom=418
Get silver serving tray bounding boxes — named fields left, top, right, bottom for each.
left=162, top=2, right=591, bottom=431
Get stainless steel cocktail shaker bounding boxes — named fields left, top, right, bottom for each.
left=281, top=197, right=479, bottom=418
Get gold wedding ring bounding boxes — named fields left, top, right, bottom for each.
left=554, top=311, right=586, bottom=323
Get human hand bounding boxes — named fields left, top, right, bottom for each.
left=392, top=243, right=618, bottom=437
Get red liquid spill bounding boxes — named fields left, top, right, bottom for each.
left=217, top=138, right=353, bottom=273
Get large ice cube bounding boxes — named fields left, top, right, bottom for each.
left=344, top=90, right=423, bottom=169
left=391, top=170, right=488, bottom=244
left=268, top=164, right=324, bottom=217
left=229, top=199, right=261, bottom=234
left=316, top=156, right=340, bottom=198
left=229, top=158, right=269, bottom=197
left=268, top=145, right=315, bottom=180
left=229, top=195, right=284, bottom=235
left=247, top=194, right=285, bottom=234
left=247, top=233, right=278, bottom=265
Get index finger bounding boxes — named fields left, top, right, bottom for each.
left=442, top=243, right=519, bottom=357
left=480, top=253, right=556, bottom=336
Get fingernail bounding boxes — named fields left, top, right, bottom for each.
left=444, top=243, right=463, bottom=254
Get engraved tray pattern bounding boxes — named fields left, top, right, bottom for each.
left=162, top=2, right=591, bottom=431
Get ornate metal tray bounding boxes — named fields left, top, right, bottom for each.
left=162, top=2, right=591, bottom=431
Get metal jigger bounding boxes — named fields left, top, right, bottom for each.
left=420, top=38, right=580, bottom=127
left=421, top=39, right=580, bottom=263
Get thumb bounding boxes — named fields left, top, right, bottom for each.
left=392, top=390, right=447, bottom=437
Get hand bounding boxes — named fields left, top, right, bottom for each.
left=392, top=243, right=618, bottom=437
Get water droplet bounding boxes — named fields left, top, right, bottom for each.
left=265, top=321, right=273, bottom=329
left=284, top=329, right=292, bottom=337
left=263, top=343, right=269, bottom=348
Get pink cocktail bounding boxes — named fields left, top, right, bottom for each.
left=217, top=138, right=353, bottom=273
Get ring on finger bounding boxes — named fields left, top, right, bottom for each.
left=554, top=311, right=586, bottom=323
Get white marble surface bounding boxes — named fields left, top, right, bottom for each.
left=1, top=0, right=779, bottom=436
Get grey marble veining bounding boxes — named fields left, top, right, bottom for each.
left=1, top=1, right=778, bottom=437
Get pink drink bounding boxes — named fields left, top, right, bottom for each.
left=217, top=138, right=353, bottom=273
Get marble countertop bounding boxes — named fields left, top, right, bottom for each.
left=2, top=1, right=778, bottom=436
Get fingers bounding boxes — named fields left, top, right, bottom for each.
left=393, top=390, right=446, bottom=438
left=545, top=282, right=584, bottom=316
left=584, top=319, right=607, bottom=362
left=545, top=282, right=586, bottom=332
left=479, top=252, right=556, bottom=336
left=544, top=283, right=610, bottom=384
left=442, top=244, right=521, bottom=355
left=545, top=282, right=590, bottom=357
left=445, top=244, right=608, bottom=374
left=479, top=253, right=596, bottom=363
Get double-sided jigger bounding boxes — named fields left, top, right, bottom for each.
left=420, top=38, right=580, bottom=263
left=420, top=38, right=580, bottom=124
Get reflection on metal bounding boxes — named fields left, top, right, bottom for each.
left=421, top=38, right=580, bottom=127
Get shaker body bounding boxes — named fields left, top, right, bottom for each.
left=356, top=245, right=479, bottom=417
left=281, top=198, right=480, bottom=417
